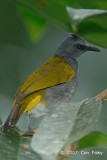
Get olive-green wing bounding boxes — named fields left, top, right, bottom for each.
left=14, top=56, right=75, bottom=104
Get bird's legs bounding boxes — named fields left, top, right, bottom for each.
left=27, top=112, right=32, bottom=130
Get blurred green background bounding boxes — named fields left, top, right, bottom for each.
left=0, top=0, right=107, bottom=160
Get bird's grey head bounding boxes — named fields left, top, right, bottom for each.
left=55, top=33, right=100, bottom=59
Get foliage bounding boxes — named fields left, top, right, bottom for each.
left=18, top=6, right=49, bottom=42
left=0, top=124, right=107, bottom=160
left=78, top=131, right=107, bottom=150
left=9, top=0, right=107, bottom=47
left=31, top=97, right=104, bottom=160
left=0, top=127, right=37, bottom=160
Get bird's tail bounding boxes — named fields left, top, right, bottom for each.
left=0, top=104, right=23, bottom=132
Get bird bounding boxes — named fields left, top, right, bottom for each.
left=1, top=33, right=100, bottom=131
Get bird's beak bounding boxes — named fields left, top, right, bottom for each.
left=87, top=45, right=100, bottom=52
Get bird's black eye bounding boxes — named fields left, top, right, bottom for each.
left=77, top=44, right=85, bottom=50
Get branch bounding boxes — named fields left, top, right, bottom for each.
left=96, top=89, right=107, bottom=102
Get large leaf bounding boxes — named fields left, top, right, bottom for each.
left=9, top=0, right=70, bottom=30
left=78, top=131, right=107, bottom=150
left=18, top=6, right=49, bottom=42
left=59, top=131, right=107, bottom=159
left=31, top=97, right=102, bottom=160
left=9, top=0, right=107, bottom=48
left=0, top=127, right=38, bottom=160
left=66, top=7, right=107, bottom=31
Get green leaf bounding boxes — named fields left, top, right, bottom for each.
left=66, top=7, right=107, bottom=31
left=18, top=6, right=49, bottom=42
left=9, top=0, right=71, bottom=31
left=31, top=97, right=102, bottom=160
left=0, top=127, right=38, bottom=160
left=66, top=6, right=107, bottom=47
left=0, top=118, right=2, bottom=126
left=78, top=131, right=107, bottom=150
left=9, top=0, right=107, bottom=48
